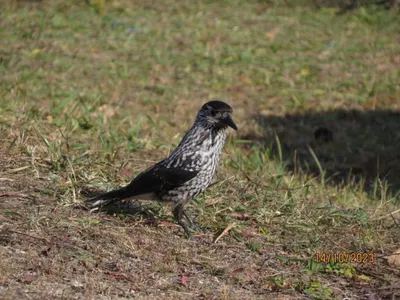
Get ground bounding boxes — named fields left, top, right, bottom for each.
left=1, top=0, right=400, bottom=299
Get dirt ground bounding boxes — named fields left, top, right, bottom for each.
left=1, top=0, right=400, bottom=299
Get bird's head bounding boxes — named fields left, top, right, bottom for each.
left=196, top=100, right=238, bottom=131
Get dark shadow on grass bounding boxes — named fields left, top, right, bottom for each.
left=242, top=109, right=400, bottom=197
left=96, top=202, right=156, bottom=220
left=78, top=189, right=202, bottom=235
left=78, top=188, right=157, bottom=220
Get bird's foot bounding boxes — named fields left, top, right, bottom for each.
left=174, top=204, right=194, bottom=239
left=183, top=210, right=200, bottom=231
left=177, top=219, right=192, bottom=239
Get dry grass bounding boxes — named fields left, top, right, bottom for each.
left=1, top=0, right=400, bottom=299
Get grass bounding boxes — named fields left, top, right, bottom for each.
left=1, top=0, right=400, bottom=299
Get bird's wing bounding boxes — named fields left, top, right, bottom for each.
left=124, top=160, right=198, bottom=196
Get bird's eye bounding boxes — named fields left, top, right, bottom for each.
left=212, top=111, right=221, bottom=118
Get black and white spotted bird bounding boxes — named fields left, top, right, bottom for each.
left=85, top=100, right=237, bottom=237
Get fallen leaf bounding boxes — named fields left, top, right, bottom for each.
left=239, top=76, right=251, bottom=85
left=179, top=273, right=190, bottom=287
left=265, top=31, right=276, bottom=41
left=391, top=54, right=400, bottom=65
left=227, top=85, right=246, bottom=93
left=264, top=28, right=280, bottom=41
left=231, top=267, right=245, bottom=275
left=104, top=270, right=132, bottom=281
left=156, top=221, right=180, bottom=228
left=32, top=48, right=41, bottom=55
left=232, top=212, right=250, bottom=220
left=240, top=230, right=260, bottom=237
left=363, top=97, right=377, bottom=110
left=297, top=67, right=310, bottom=77
left=387, top=248, right=400, bottom=267
left=97, top=104, right=117, bottom=118
left=191, top=258, right=202, bottom=265
left=20, top=274, right=37, bottom=284
left=120, top=168, right=132, bottom=178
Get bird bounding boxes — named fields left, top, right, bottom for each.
left=85, top=100, right=238, bottom=238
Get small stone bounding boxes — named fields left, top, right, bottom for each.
left=70, top=279, right=84, bottom=289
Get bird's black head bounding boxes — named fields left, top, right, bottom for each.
left=196, top=100, right=238, bottom=131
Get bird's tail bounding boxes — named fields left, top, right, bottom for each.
left=84, top=186, right=127, bottom=209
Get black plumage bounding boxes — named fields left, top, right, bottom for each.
left=85, top=100, right=237, bottom=237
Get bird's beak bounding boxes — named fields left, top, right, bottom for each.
left=222, top=115, right=238, bottom=131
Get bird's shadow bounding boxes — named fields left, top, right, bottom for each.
left=79, top=188, right=158, bottom=220
left=241, top=109, right=400, bottom=197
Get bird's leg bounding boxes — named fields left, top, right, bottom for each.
left=173, top=204, right=192, bottom=238
left=182, top=210, right=199, bottom=230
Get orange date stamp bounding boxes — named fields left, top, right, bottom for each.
left=314, top=252, right=375, bottom=264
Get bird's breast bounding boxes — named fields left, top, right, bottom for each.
left=196, top=130, right=227, bottom=176
left=167, top=128, right=227, bottom=176
left=160, top=129, right=228, bottom=203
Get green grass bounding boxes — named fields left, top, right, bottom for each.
left=1, top=0, right=400, bottom=299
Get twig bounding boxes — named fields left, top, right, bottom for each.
left=390, top=213, right=400, bottom=229
left=373, top=208, right=400, bottom=221
left=0, top=192, right=29, bottom=198
left=103, top=270, right=134, bottom=282
left=0, top=178, right=14, bottom=181
left=214, top=223, right=234, bottom=243
left=8, top=165, right=31, bottom=173
left=7, top=229, right=50, bottom=243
